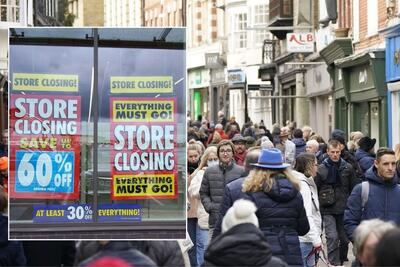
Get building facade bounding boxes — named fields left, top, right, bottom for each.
left=104, top=0, right=141, bottom=27
left=144, top=0, right=185, bottom=27
left=226, top=0, right=272, bottom=128
left=68, top=0, right=104, bottom=26
left=33, top=0, right=64, bottom=25
left=321, top=0, right=389, bottom=147
left=384, top=1, right=400, bottom=148
left=187, top=0, right=227, bottom=124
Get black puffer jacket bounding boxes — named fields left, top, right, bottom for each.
left=0, top=215, right=26, bottom=266
left=316, top=158, right=360, bottom=215
left=200, top=162, right=245, bottom=227
left=130, top=241, right=185, bottom=267
left=247, top=176, right=309, bottom=266
left=203, top=223, right=287, bottom=267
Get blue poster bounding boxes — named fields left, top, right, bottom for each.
left=33, top=204, right=93, bottom=223
left=15, top=150, right=74, bottom=193
left=33, top=204, right=141, bottom=223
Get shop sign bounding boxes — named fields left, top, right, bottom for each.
left=205, top=53, right=224, bottom=69
left=211, top=69, right=225, bottom=84
left=33, top=204, right=142, bottom=223
left=287, top=33, right=314, bottom=53
left=228, top=70, right=245, bottom=86
left=110, top=83, right=178, bottom=200
left=10, top=73, right=81, bottom=200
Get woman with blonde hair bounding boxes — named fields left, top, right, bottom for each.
left=242, top=148, right=310, bottom=266
left=188, top=146, right=218, bottom=266
left=347, top=131, right=364, bottom=154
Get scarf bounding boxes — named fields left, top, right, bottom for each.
left=323, top=158, right=343, bottom=185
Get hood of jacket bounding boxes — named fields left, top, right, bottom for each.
left=292, top=138, right=306, bottom=148
left=265, top=174, right=298, bottom=202
left=365, top=166, right=398, bottom=186
left=205, top=223, right=272, bottom=266
left=355, top=149, right=375, bottom=161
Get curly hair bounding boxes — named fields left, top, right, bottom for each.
left=242, top=168, right=300, bottom=193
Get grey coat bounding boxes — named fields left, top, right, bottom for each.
left=200, top=161, right=245, bottom=227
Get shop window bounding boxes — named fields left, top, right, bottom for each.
left=9, top=28, right=186, bottom=238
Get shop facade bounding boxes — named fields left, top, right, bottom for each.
left=9, top=28, right=186, bottom=239
left=385, top=23, right=400, bottom=148
left=335, top=50, right=388, bottom=148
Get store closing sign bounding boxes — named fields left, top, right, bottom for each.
left=110, top=96, right=178, bottom=199
left=10, top=74, right=81, bottom=200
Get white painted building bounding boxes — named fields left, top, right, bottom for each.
left=226, top=0, right=272, bottom=128
left=104, top=0, right=141, bottom=27
left=0, top=0, right=33, bottom=28
left=187, top=0, right=227, bottom=124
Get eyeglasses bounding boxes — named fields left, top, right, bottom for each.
left=219, top=149, right=233, bottom=154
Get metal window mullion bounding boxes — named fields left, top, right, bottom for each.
left=92, top=28, right=99, bottom=222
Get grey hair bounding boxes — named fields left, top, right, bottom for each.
left=353, top=219, right=396, bottom=256
left=306, top=139, right=319, bottom=149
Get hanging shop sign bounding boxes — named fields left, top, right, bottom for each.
left=110, top=85, right=178, bottom=199
left=10, top=73, right=81, bottom=200
left=287, top=33, right=315, bottom=53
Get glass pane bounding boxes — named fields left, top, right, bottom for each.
left=97, top=29, right=186, bottom=221
left=9, top=44, right=94, bottom=223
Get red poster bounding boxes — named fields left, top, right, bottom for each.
left=109, top=97, right=178, bottom=200
left=9, top=94, right=81, bottom=199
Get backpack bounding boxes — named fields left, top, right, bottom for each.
left=361, top=181, right=400, bottom=210
left=361, top=181, right=369, bottom=211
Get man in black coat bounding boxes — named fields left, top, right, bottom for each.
left=200, top=140, right=246, bottom=238
left=315, top=140, right=360, bottom=266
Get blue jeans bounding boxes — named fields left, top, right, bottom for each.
left=187, top=218, right=198, bottom=267
left=196, top=224, right=209, bottom=266
left=300, top=242, right=315, bottom=267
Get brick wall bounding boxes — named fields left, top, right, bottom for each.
left=144, top=0, right=184, bottom=26
left=354, top=0, right=386, bottom=51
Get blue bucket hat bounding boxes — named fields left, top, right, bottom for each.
left=251, top=148, right=290, bottom=169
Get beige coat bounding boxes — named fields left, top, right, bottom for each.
left=188, top=169, right=209, bottom=229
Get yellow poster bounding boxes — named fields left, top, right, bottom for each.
left=112, top=99, right=175, bottom=122
left=110, top=76, right=173, bottom=93
left=13, top=73, right=79, bottom=92
left=113, top=173, right=176, bottom=198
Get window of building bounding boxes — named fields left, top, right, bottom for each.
left=233, top=12, right=247, bottom=49
left=253, top=4, right=269, bottom=46
left=352, top=0, right=359, bottom=42
left=0, top=0, right=20, bottom=22
left=9, top=28, right=186, bottom=239
left=367, top=0, right=378, bottom=36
